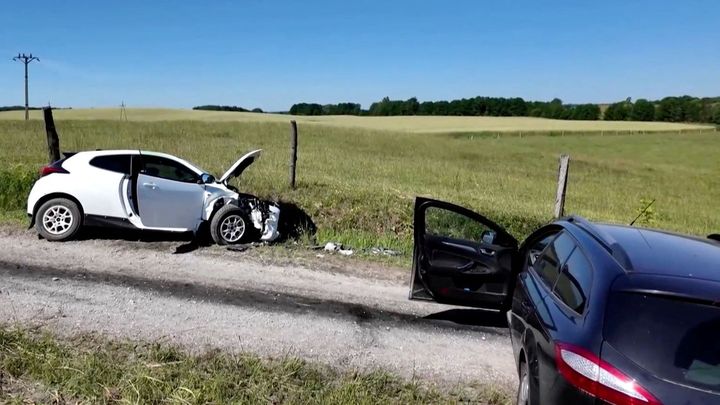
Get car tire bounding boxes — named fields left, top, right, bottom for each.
left=35, top=198, right=82, bottom=241
left=516, top=357, right=530, bottom=405
left=210, top=204, right=254, bottom=245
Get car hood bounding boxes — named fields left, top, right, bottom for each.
left=219, top=149, right=262, bottom=183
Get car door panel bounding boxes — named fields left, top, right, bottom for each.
left=136, top=173, right=205, bottom=230
left=523, top=231, right=591, bottom=405
left=409, top=197, right=518, bottom=309
left=135, top=155, right=206, bottom=230
left=75, top=154, right=132, bottom=218
left=424, top=234, right=514, bottom=275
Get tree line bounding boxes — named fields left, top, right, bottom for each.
left=193, top=105, right=264, bottom=113
left=0, top=106, right=42, bottom=112
left=288, top=96, right=720, bottom=124
left=604, top=96, right=720, bottom=124
left=289, top=102, right=361, bottom=116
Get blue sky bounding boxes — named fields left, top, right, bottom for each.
left=1, top=1, right=718, bottom=111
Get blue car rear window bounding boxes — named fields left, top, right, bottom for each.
left=605, top=292, right=720, bottom=393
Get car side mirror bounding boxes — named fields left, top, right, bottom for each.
left=481, top=230, right=496, bottom=245
left=200, top=173, right=215, bottom=184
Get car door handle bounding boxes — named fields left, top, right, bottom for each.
left=479, top=248, right=496, bottom=257
left=142, top=182, right=158, bottom=190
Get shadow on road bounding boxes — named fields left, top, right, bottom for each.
left=76, top=226, right=192, bottom=242
left=72, top=200, right=317, bottom=254
left=0, top=259, right=507, bottom=336
left=76, top=227, right=202, bottom=254
left=424, top=308, right=508, bottom=328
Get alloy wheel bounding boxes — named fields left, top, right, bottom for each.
left=220, top=214, right=246, bottom=243
left=42, top=205, right=74, bottom=235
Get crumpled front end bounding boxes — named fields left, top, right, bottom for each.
left=249, top=199, right=281, bottom=242
left=202, top=181, right=282, bottom=243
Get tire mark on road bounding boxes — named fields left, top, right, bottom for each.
left=0, top=260, right=508, bottom=336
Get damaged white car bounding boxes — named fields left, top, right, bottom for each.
left=26, top=149, right=280, bottom=244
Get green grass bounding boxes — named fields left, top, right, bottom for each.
left=0, top=165, right=37, bottom=222
left=0, top=326, right=510, bottom=404
left=1, top=119, right=719, bottom=258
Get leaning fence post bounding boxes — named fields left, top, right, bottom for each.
left=554, top=154, right=570, bottom=218
left=43, top=107, right=61, bottom=163
left=289, top=120, right=298, bottom=189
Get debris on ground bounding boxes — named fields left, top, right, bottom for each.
left=323, top=242, right=354, bottom=256
left=369, top=247, right=401, bottom=256
left=226, top=244, right=252, bottom=253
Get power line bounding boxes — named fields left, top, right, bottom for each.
left=12, top=52, right=39, bottom=121
left=120, top=101, right=128, bottom=121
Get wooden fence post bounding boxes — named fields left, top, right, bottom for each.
left=554, top=154, right=570, bottom=218
left=289, top=120, right=298, bottom=189
left=43, top=107, right=61, bottom=163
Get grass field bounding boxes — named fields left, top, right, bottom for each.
left=0, top=326, right=508, bottom=404
left=0, top=108, right=713, bottom=134
left=1, top=114, right=718, bottom=257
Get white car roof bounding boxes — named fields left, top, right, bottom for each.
left=72, top=150, right=205, bottom=175
left=73, top=149, right=139, bottom=157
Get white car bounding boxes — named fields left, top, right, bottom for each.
left=27, top=149, right=280, bottom=244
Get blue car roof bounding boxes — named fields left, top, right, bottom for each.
left=595, top=224, right=720, bottom=282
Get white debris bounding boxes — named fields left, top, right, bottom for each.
left=370, top=247, right=400, bottom=256
left=324, top=242, right=354, bottom=256
left=260, top=203, right=281, bottom=242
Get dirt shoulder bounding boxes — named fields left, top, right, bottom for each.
left=0, top=228, right=517, bottom=392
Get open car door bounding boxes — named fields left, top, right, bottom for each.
left=134, top=153, right=206, bottom=231
left=409, top=197, right=519, bottom=310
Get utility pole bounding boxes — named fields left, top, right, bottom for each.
left=12, top=53, right=40, bottom=121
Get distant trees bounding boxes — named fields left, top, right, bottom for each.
left=601, top=96, right=720, bottom=123
left=629, top=99, right=655, bottom=121
left=567, top=104, right=601, bottom=120
left=193, top=105, right=264, bottom=113
left=288, top=102, right=362, bottom=115
left=323, top=102, right=362, bottom=115
left=364, top=96, right=591, bottom=119
left=655, top=97, right=687, bottom=122
left=541, top=98, right=569, bottom=119
left=653, top=96, right=719, bottom=123
left=203, top=95, right=719, bottom=124
left=0, top=105, right=42, bottom=112
left=604, top=102, right=631, bottom=121
left=368, top=97, right=420, bottom=116
left=289, top=103, right=323, bottom=115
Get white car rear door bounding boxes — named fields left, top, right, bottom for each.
left=80, top=153, right=133, bottom=218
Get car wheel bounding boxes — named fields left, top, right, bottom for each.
left=210, top=205, right=253, bottom=245
left=35, top=198, right=82, bottom=241
left=516, top=357, right=530, bottom=405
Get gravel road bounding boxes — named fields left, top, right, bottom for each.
left=0, top=228, right=517, bottom=390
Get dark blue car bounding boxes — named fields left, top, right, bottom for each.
left=409, top=197, right=720, bottom=405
